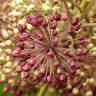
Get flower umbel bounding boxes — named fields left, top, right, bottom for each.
left=12, top=11, right=88, bottom=86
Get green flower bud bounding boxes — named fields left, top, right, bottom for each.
left=9, top=10, right=22, bottom=17
left=42, top=4, right=53, bottom=15
left=15, top=0, right=26, bottom=5
left=8, top=79, right=15, bottom=86
left=80, top=71, right=85, bottom=77
left=91, top=52, right=96, bottom=56
left=87, top=43, right=94, bottom=49
left=21, top=4, right=28, bottom=12
left=91, top=47, right=96, bottom=56
left=5, top=40, right=12, bottom=46
left=66, top=83, right=72, bottom=89
left=3, top=68, right=11, bottom=73
left=85, top=91, right=93, bottom=96
left=72, top=88, right=79, bottom=95
left=27, top=4, right=35, bottom=12
left=45, top=0, right=51, bottom=6
left=10, top=1, right=16, bottom=7
left=0, top=48, right=3, bottom=53
left=0, top=74, right=6, bottom=81
left=89, top=78, right=95, bottom=84
left=86, top=78, right=90, bottom=83
left=18, top=19, right=26, bottom=25
left=53, top=6, right=60, bottom=13
left=27, top=24, right=33, bottom=31
left=76, top=69, right=81, bottom=75
left=92, top=47, right=96, bottom=51
left=5, top=56, right=11, bottom=61
left=5, top=49, right=12, bottom=54
left=13, top=28, right=19, bottom=34
left=5, top=62, right=12, bottom=68
left=0, top=55, right=6, bottom=62
left=2, top=30, right=9, bottom=39
left=0, top=42, right=6, bottom=47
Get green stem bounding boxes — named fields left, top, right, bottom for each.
left=37, top=84, right=48, bottom=96
left=82, top=23, right=96, bottom=27
left=62, top=0, right=72, bottom=20
left=44, top=28, right=50, bottom=44
left=80, top=0, right=89, bottom=8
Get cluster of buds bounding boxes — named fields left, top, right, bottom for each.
left=11, top=11, right=89, bottom=87
left=0, top=0, right=96, bottom=96
left=9, top=0, right=35, bottom=17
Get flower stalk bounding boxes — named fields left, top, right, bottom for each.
left=38, top=84, right=48, bottom=96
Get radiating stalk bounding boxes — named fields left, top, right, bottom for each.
left=37, top=84, right=48, bottom=96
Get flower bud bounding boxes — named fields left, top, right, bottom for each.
left=53, top=6, right=60, bottom=13
left=66, top=83, right=72, bottom=89
left=22, top=64, right=31, bottom=72
left=12, top=47, right=21, bottom=57
left=15, top=0, right=25, bottom=5
left=87, top=43, right=94, bottom=49
left=62, top=13, right=68, bottom=20
left=2, top=30, right=9, bottom=39
left=27, top=23, right=33, bottom=30
left=71, top=17, right=78, bottom=26
left=5, top=56, right=11, bottom=61
left=0, top=42, right=6, bottom=47
left=72, top=88, right=79, bottom=95
left=80, top=71, right=85, bottom=77
left=89, top=78, right=95, bottom=84
left=18, top=19, right=26, bottom=25
left=76, top=69, right=81, bottom=75
left=1, top=74, right=6, bottom=81
left=10, top=1, right=16, bottom=7
left=3, top=68, right=11, bottom=73
left=42, top=4, right=52, bottom=14
left=91, top=47, right=96, bottom=56
left=5, top=62, right=12, bottom=68
left=9, top=10, right=22, bottom=17
left=5, top=40, right=12, bottom=46
left=85, top=91, right=93, bottom=96
left=0, top=55, right=6, bottom=62
left=54, top=12, right=61, bottom=21
left=0, top=48, right=3, bottom=53
left=27, top=4, right=35, bottom=12
left=13, top=28, right=19, bottom=34
left=5, top=49, right=12, bottom=54
left=48, top=49, right=54, bottom=57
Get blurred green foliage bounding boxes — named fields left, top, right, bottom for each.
left=0, top=82, right=10, bottom=96
left=0, top=83, right=61, bottom=96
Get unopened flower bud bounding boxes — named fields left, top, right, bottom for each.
left=9, top=10, right=22, bottom=17
left=87, top=43, right=94, bottom=49
left=15, top=0, right=25, bottom=5
left=66, top=83, right=72, bottom=89
left=85, top=91, right=93, bottom=96
left=27, top=23, right=33, bottom=30
left=5, top=40, right=12, bottom=46
left=72, top=88, right=79, bottom=95
left=89, top=78, right=95, bottom=84
left=0, top=48, right=3, bottom=53
left=13, top=28, right=19, bottom=34
left=18, top=19, right=26, bottom=25
left=2, top=30, right=9, bottom=39
left=27, top=4, right=35, bottom=12
left=6, top=62, right=12, bottom=68
left=80, top=71, right=85, bottom=77
left=53, top=6, right=60, bottom=13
